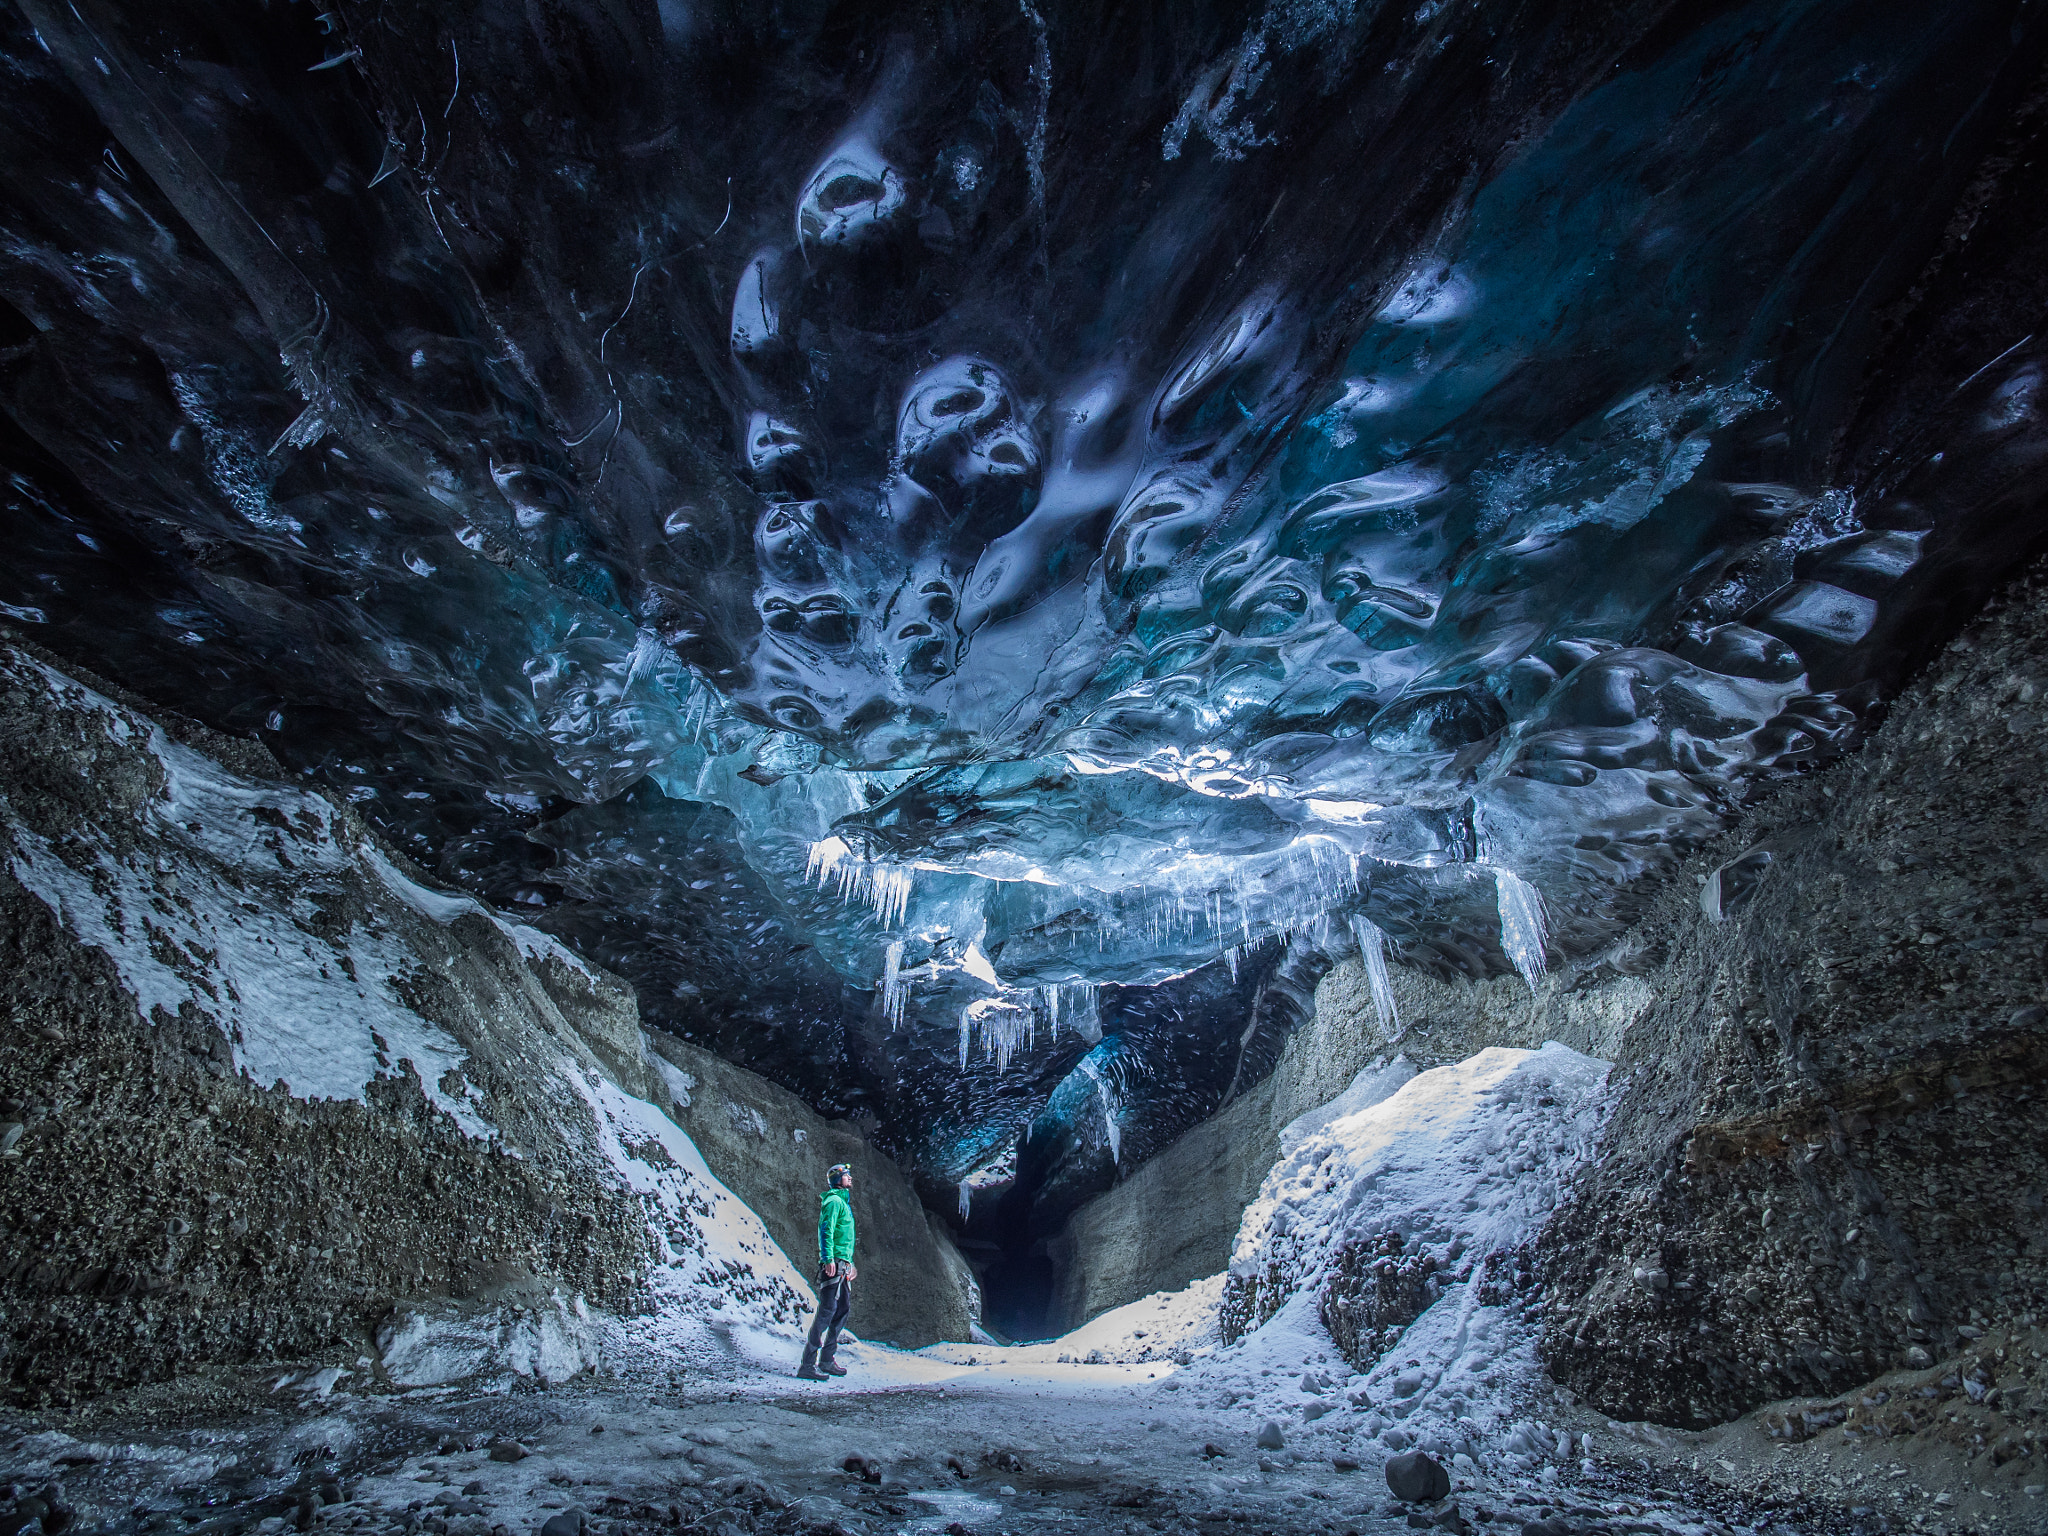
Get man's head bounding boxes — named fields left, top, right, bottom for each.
left=828, top=1163, right=853, bottom=1190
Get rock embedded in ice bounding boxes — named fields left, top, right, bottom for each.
left=1255, top=1421, right=1286, bottom=1451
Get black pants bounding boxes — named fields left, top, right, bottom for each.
left=806, top=1272, right=852, bottom=1359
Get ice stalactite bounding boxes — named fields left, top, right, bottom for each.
left=880, top=939, right=906, bottom=1030
left=1492, top=866, right=1550, bottom=993
left=1039, top=981, right=1101, bottom=1042
left=1080, top=1056, right=1122, bottom=1165
left=959, top=997, right=1037, bottom=1072
left=805, top=836, right=914, bottom=927
left=958, top=1179, right=972, bottom=1221
left=1350, top=913, right=1399, bottom=1033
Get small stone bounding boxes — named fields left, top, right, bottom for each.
left=1257, top=1456, right=1283, bottom=1473
left=588, top=1425, right=604, bottom=1435
left=1521, top=1521, right=1573, bottom=1536
left=537, top=1512, right=587, bottom=1536
left=1905, top=1347, right=1932, bottom=1368
left=487, top=1443, right=529, bottom=1464
left=0, top=1124, right=22, bottom=1156
left=1199, top=1444, right=1227, bottom=1459
left=1255, top=1421, right=1286, bottom=1451
left=1332, top=1457, right=1361, bottom=1472
left=1385, top=1450, right=1450, bottom=1503
left=1303, top=1399, right=1333, bottom=1421
left=461, top=1484, right=485, bottom=1497
left=2011, top=1006, right=2046, bottom=1028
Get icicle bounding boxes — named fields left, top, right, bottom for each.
left=958, top=1180, right=972, bottom=1222
left=880, top=939, right=906, bottom=1031
left=1350, top=914, right=1399, bottom=1033
left=1493, top=866, right=1549, bottom=992
left=805, top=835, right=913, bottom=928
left=1103, top=1100, right=1121, bottom=1165
left=960, top=998, right=1035, bottom=1072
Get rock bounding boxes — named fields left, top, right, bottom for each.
left=1392, top=1370, right=1424, bottom=1397
left=1381, top=1427, right=1411, bottom=1450
left=1384, top=1449, right=1451, bottom=1503
left=842, top=1454, right=882, bottom=1483
left=1521, top=1520, right=1573, bottom=1536
left=536, top=1512, right=587, bottom=1536
left=0, top=1123, right=22, bottom=1156
left=487, top=1443, right=530, bottom=1464
left=1255, top=1421, right=1286, bottom=1451
left=1303, top=1399, right=1334, bottom=1421
left=1332, top=1457, right=1361, bottom=1472
left=461, top=1483, right=485, bottom=1497
left=0, top=1515, right=42, bottom=1536
left=1199, top=1444, right=1227, bottom=1459
left=1257, top=1456, right=1283, bottom=1473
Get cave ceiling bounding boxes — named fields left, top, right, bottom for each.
left=3, top=0, right=2047, bottom=1225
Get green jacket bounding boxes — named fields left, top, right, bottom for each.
left=817, top=1185, right=855, bottom=1267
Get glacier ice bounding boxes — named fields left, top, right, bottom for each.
left=1, top=0, right=2045, bottom=1203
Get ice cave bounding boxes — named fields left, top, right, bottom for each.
left=0, top=0, right=2044, bottom=1532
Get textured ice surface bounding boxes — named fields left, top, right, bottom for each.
left=3, top=0, right=2047, bottom=1191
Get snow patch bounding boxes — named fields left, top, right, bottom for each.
left=0, top=669, right=491, bottom=1136
left=1277, top=1052, right=1415, bottom=1157
left=377, top=1293, right=600, bottom=1389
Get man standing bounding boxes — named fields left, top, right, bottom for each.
left=798, top=1163, right=856, bottom=1380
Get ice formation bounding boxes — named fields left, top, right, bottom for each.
left=1, top=0, right=2043, bottom=1200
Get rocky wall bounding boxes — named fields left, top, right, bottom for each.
left=0, top=639, right=810, bottom=1405
left=1534, top=567, right=2048, bottom=1427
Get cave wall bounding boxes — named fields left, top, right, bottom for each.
left=642, top=1035, right=979, bottom=1349
left=0, top=638, right=810, bottom=1405
left=1537, top=566, right=2048, bottom=1428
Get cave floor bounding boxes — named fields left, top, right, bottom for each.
left=7, top=1329, right=2040, bottom=1536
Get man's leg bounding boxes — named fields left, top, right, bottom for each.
left=817, top=1278, right=853, bottom=1374
left=798, top=1276, right=839, bottom=1378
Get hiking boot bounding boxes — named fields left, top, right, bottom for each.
left=796, top=1347, right=827, bottom=1381
left=818, top=1355, right=848, bottom=1377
